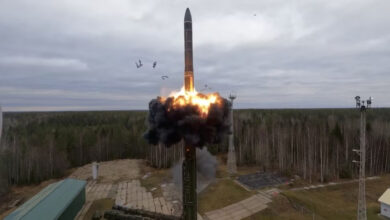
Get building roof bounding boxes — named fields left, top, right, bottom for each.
left=379, top=188, right=390, bottom=205
left=5, top=178, right=86, bottom=220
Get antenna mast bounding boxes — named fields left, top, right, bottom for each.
left=353, top=96, right=372, bottom=220
left=227, top=92, right=237, bottom=174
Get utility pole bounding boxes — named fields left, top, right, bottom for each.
left=353, top=96, right=372, bottom=220
left=227, top=92, right=237, bottom=174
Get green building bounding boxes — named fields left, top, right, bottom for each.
left=5, top=178, right=86, bottom=220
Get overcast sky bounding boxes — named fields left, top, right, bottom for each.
left=0, top=0, right=389, bottom=111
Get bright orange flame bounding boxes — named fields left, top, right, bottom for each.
left=163, top=87, right=222, bottom=116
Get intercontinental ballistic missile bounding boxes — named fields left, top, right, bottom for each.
left=183, top=8, right=197, bottom=220
left=184, top=8, right=194, bottom=92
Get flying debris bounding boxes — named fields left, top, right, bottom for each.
left=153, top=61, right=157, bottom=68
left=355, top=96, right=361, bottom=108
left=201, top=84, right=212, bottom=91
left=368, top=96, right=373, bottom=104
left=161, top=75, right=168, bottom=80
left=135, top=59, right=143, bottom=68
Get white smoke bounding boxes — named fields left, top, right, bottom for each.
left=172, top=147, right=217, bottom=196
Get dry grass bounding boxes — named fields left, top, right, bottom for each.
left=69, top=159, right=141, bottom=183
left=198, top=178, right=255, bottom=214
left=215, top=155, right=230, bottom=178
left=139, top=162, right=172, bottom=198
left=243, top=175, right=390, bottom=220
left=280, top=175, right=390, bottom=220
left=215, top=154, right=262, bottom=179
left=140, top=170, right=171, bottom=198
left=243, top=195, right=312, bottom=220
left=236, top=165, right=262, bottom=175
left=200, top=155, right=258, bottom=214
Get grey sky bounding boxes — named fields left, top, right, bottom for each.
left=0, top=0, right=389, bottom=111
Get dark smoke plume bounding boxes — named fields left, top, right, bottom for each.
left=144, top=94, right=230, bottom=148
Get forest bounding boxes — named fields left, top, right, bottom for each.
left=1, top=108, right=390, bottom=196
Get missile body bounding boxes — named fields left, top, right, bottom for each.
left=184, top=8, right=194, bottom=92
left=183, top=9, right=197, bottom=220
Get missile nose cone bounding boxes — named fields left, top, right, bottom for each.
left=184, top=8, right=192, bottom=22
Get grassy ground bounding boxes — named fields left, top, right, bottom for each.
left=242, top=195, right=312, bottom=220
left=215, top=154, right=262, bottom=179
left=139, top=163, right=171, bottom=198
left=198, top=178, right=255, bottom=214
left=245, top=175, right=390, bottom=220
left=83, top=198, right=114, bottom=220
left=199, top=156, right=260, bottom=214
left=282, top=176, right=390, bottom=220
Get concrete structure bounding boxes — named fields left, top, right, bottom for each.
left=92, top=161, right=99, bottom=180
left=227, top=93, right=237, bottom=174
left=379, top=188, right=390, bottom=219
left=5, top=178, right=86, bottom=220
left=76, top=179, right=182, bottom=219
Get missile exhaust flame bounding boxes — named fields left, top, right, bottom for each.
left=144, top=89, right=230, bottom=148
left=163, top=87, right=222, bottom=117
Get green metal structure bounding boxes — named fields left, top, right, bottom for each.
left=182, top=145, right=197, bottom=220
left=5, top=178, right=86, bottom=220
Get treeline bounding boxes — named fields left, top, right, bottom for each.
left=0, top=111, right=149, bottom=195
left=233, top=108, right=390, bottom=183
left=1, top=109, right=390, bottom=196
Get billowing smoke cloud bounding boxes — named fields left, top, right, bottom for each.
left=144, top=94, right=230, bottom=148
left=172, top=148, right=217, bottom=194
